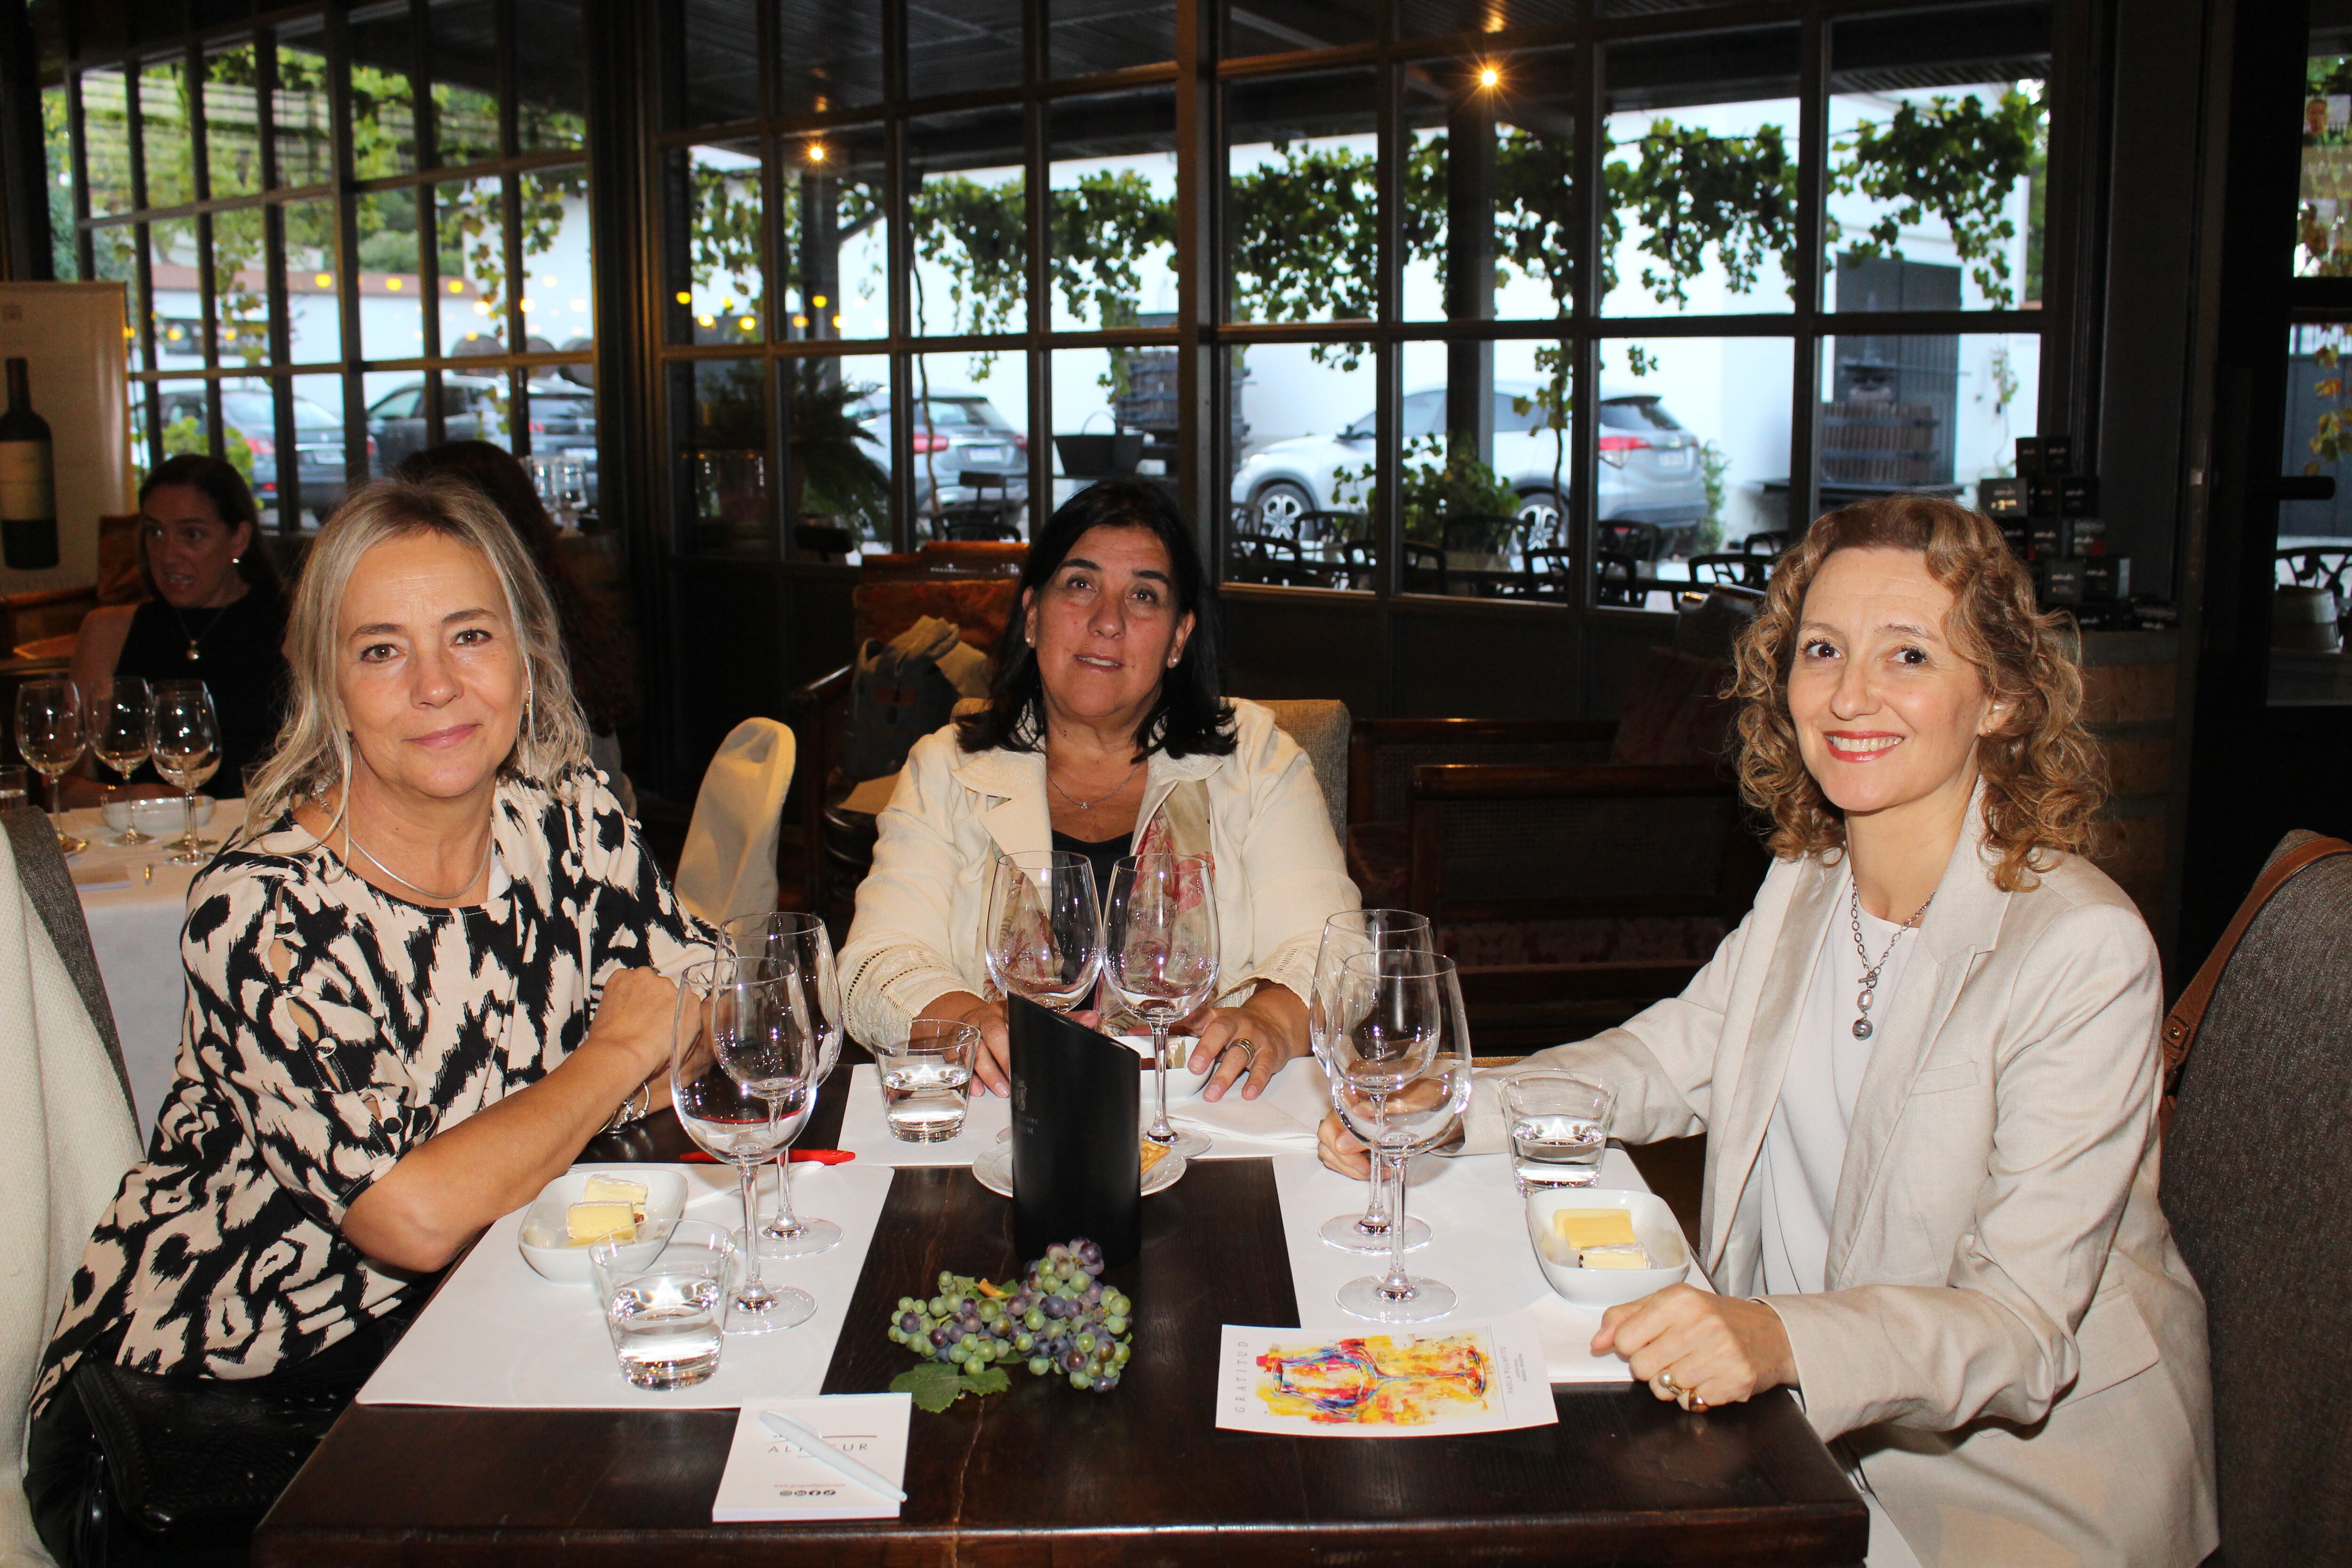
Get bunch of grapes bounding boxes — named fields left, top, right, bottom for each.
left=885, top=1239, right=1134, bottom=1393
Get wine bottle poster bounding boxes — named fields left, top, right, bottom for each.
left=0, top=283, right=133, bottom=592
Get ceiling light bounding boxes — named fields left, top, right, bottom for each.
left=1478, top=66, right=1499, bottom=88
left=807, top=143, right=827, bottom=163
left=675, top=290, right=691, bottom=304
left=739, top=315, right=755, bottom=330
left=314, top=271, right=331, bottom=287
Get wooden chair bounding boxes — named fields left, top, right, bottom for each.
left=1687, top=552, right=1771, bottom=590
left=1399, top=541, right=1446, bottom=595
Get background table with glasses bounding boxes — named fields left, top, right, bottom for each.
left=254, top=1071, right=1868, bottom=1568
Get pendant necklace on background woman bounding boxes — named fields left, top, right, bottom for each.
left=172, top=602, right=228, bottom=663
left=1048, top=759, right=1140, bottom=812
left=1850, top=887, right=1933, bottom=1040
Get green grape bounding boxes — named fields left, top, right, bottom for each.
left=1070, top=1371, right=1093, bottom=1391
left=1104, top=1314, right=1128, bottom=1335
left=1027, top=1356, right=1051, bottom=1376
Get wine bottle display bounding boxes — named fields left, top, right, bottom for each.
left=0, top=358, right=59, bottom=572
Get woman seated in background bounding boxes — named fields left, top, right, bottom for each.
left=839, top=479, right=1359, bottom=1100
left=1321, top=497, right=2215, bottom=1568
left=25, top=478, right=708, bottom=1564
left=69, top=453, right=290, bottom=793
left=395, top=441, right=640, bottom=811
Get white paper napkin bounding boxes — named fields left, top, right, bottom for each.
left=1162, top=1055, right=1328, bottom=1156
left=1270, top=1147, right=1701, bottom=1385
left=357, top=1162, right=893, bottom=1409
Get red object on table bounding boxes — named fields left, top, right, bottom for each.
left=676, top=1148, right=854, bottom=1165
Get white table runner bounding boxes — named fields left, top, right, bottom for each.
left=1271, top=1146, right=1704, bottom=1385
left=358, top=1161, right=893, bottom=1409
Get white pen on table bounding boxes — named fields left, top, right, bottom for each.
left=757, top=1409, right=907, bottom=1502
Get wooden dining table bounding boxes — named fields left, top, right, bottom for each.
left=254, top=1072, right=1867, bottom=1568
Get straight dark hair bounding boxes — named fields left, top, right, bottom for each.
left=137, top=453, right=285, bottom=600
left=956, top=479, right=1235, bottom=760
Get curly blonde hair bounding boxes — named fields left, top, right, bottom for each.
left=1729, top=494, right=2106, bottom=891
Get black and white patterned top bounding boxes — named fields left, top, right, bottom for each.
left=32, top=768, right=711, bottom=1415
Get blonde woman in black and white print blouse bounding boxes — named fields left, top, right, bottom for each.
left=30, top=478, right=710, bottom=1424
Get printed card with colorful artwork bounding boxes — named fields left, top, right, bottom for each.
left=1213, top=1314, right=1559, bottom=1437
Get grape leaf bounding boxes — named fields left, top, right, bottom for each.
left=890, top=1363, right=969, bottom=1414
left=961, top=1365, right=1010, bottom=1397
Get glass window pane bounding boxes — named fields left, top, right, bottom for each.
left=81, top=68, right=135, bottom=218
left=1826, top=6, right=2050, bottom=311
left=1602, top=334, right=1793, bottom=609
left=1404, top=46, right=1578, bottom=323
left=203, top=41, right=263, bottom=199
left=1227, top=71, right=1377, bottom=326
left=1230, top=339, right=1375, bottom=591
left=912, top=351, right=1032, bottom=534
left=348, top=2, right=421, bottom=178
left=518, top=166, right=591, bottom=352
left=1049, top=344, right=1181, bottom=517
left=516, top=0, right=588, bottom=151
left=141, top=57, right=193, bottom=209
left=42, top=83, right=73, bottom=280
left=1392, top=338, right=1573, bottom=599
left=97, top=226, right=144, bottom=366
left=428, top=0, right=502, bottom=167
left=669, top=139, right=765, bottom=346
left=2277, top=324, right=2352, bottom=702
left=1223, top=0, right=1376, bottom=61
left=670, top=0, right=759, bottom=128
left=151, top=379, right=218, bottom=469
left=1603, top=29, right=1801, bottom=318
left=210, top=208, right=269, bottom=366
left=789, top=354, right=893, bottom=555
left=781, top=127, right=889, bottom=342
left=1051, top=0, right=1173, bottom=79
left=150, top=219, right=201, bottom=370
left=429, top=365, right=517, bottom=450
left=911, top=0, right=1023, bottom=101
left=273, top=24, right=336, bottom=188
left=682, top=358, right=772, bottom=553
left=911, top=107, right=1028, bottom=338
left=284, top=197, right=343, bottom=364
left=364, top=368, right=428, bottom=476
left=217, top=377, right=283, bottom=529
left=1816, top=327, right=2036, bottom=512
left=437, top=175, right=509, bottom=354
left=1049, top=89, right=1177, bottom=332
left=778, top=0, right=884, bottom=115
left=288, top=372, right=354, bottom=528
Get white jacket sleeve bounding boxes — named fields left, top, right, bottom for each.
left=838, top=732, right=982, bottom=1049
left=1223, top=711, right=1359, bottom=1008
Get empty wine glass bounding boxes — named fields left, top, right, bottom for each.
left=14, top=678, right=87, bottom=854
left=92, top=678, right=153, bottom=845
left=1310, top=909, right=1435, bottom=1254
left=1328, top=950, right=1475, bottom=1322
left=671, top=958, right=814, bottom=1332
left=985, top=850, right=1103, bottom=1012
left=148, top=680, right=221, bottom=865
left=1104, top=853, right=1219, bottom=1160
left=721, top=912, right=843, bottom=1261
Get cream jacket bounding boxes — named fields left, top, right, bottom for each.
left=839, top=699, right=1359, bottom=1049
left=1470, top=804, right=2217, bottom=1567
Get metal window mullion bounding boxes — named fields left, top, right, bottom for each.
left=503, top=164, right=527, bottom=451
left=1025, top=0, right=1051, bottom=534
left=411, top=0, right=437, bottom=174
left=190, top=41, right=224, bottom=453
left=1373, top=31, right=1402, bottom=604
left=1570, top=35, right=1601, bottom=619
left=260, top=31, right=299, bottom=533
left=1788, top=7, right=1828, bottom=536
left=68, top=63, right=94, bottom=279
left=325, top=3, right=368, bottom=482
left=884, top=0, right=915, bottom=550
left=497, top=0, right=519, bottom=160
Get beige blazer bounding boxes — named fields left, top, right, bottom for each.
left=839, top=698, right=1359, bottom=1049
left=1475, top=804, right=2217, bottom=1567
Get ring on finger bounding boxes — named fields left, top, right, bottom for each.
left=1652, top=1370, right=1681, bottom=1400
left=1220, top=1037, right=1256, bottom=1064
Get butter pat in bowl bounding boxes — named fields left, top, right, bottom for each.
left=1524, top=1187, right=1689, bottom=1308
left=517, top=1166, right=690, bottom=1284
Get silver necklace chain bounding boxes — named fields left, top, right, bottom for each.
left=343, top=824, right=494, bottom=903
left=171, top=602, right=228, bottom=663
left=1848, top=885, right=1932, bottom=1042
left=1047, top=758, right=1141, bottom=812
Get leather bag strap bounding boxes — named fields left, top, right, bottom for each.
left=2161, top=836, right=2352, bottom=1116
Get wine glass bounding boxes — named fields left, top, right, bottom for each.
left=1310, top=909, right=1435, bottom=1254
left=148, top=680, right=221, bottom=866
left=1104, top=853, right=1219, bottom=1160
left=14, top=678, right=87, bottom=854
left=1328, top=950, right=1475, bottom=1322
left=721, top=912, right=843, bottom=1260
left=984, top=850, right=1103, bottom=1011
left=670, top=958, right=815, bottom=1333
left=92, top=677, right=153, bottom=845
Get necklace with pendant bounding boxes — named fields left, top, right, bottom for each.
left=173, top=602, right=228, bottom=663
left=1848, top=885, right=1932, bottom=1040
left=1047, top=758, right=1141, bottom=812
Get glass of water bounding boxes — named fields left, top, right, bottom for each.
left=876, top=1020, right=977, bottom=1141
left=1503, top=1074, right=1615, bottom=1193
left=590, top=1218, right=739, bottom=1390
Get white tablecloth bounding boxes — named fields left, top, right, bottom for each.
left=61, top=802, right=235, bottom=1137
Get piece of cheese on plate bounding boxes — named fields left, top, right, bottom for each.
left=1577, top=1243, right=1653, bottom=1270
left=1141, top=1141, right=1171, bottom=1176
left=566, top=1201, right=638, bottom=1246
left=1552, top=1209, right=1638, bottom=1250
left=580, top=1174, right=649, bottom=1208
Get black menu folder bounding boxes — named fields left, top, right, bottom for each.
left=1007, top=994, right=1141, bottom=1266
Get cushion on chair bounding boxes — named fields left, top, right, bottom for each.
left=2161, top=831, right=2352, bottom=1568
left=675, top=719, right=797, bottom=927
left=1254, top=698, right=1351, bottom=843
left=0, top=811, right=143, bottom=1564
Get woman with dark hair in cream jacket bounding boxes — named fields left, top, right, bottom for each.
left=1323, top=497, right=2215, bottom=1568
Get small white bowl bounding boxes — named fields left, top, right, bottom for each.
left=1524, top=1187, right=1691, bottom=1308
left=102, top=794, right=215, bottom=833
left=516, top=1165, right=690, bottom=1284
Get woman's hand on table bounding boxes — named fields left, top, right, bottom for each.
left=1177, top=983, right=1307, bottom=1102
left=1591, top=1285, right=1796, bottom=1412
left=1315, top=1110, right=1373, bottom=1180
left=920, top=993, right=1101, bottom=1098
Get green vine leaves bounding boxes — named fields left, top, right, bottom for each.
left=1829, top=87, right=2043, bottom=308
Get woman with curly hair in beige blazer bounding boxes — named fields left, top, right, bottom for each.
left=1323, top=496, right=2216, bottom=1567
